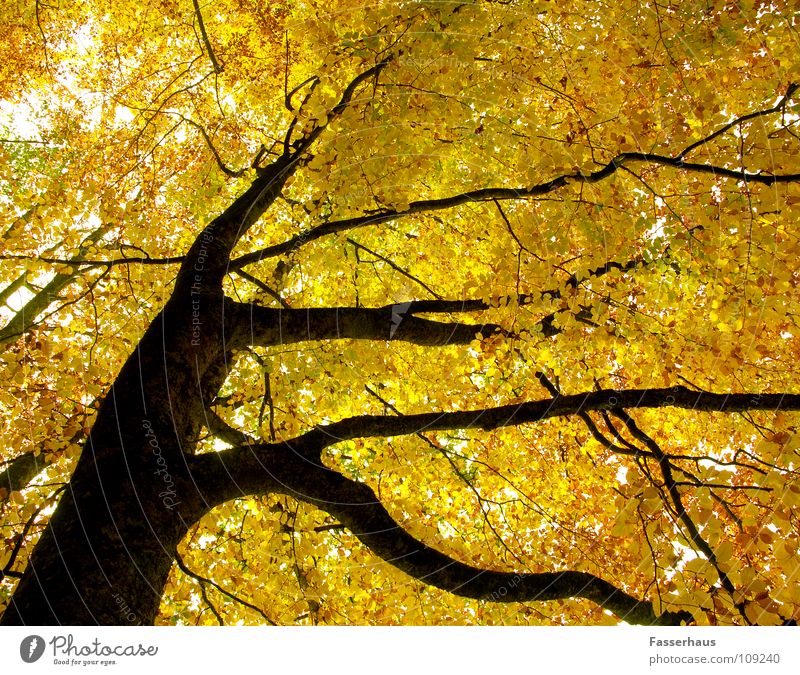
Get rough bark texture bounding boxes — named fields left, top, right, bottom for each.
left=1, top=297, right=221, bottom=624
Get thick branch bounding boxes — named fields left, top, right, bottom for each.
left=0, top=225, right=111, bottom=350
left=0, top=452, right=50, bottom=503
left=191, top=384, right=796, bottom=622
left=301, top=471, right=688, bottom=624
left=175, top=155, right=296, bottom=293
left=227, top=302, right=500, bottom=348
left=226, top=277, right=626, bottom=349
left=0, top=271, right=28, bottom=307
left=230, top=179, right=571, bottom=268
left=191, top=446, right=688, bottom=625
left=220, top=386, right=800, bottom=448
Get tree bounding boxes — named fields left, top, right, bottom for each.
left=1, top=0, right=800, bottom=626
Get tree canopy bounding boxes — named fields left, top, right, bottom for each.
left=1, top=0, right=800, bottom=626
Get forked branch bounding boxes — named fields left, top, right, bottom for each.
left=191, top=441, right=689, bottom=624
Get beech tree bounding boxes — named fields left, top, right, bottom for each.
left=2, top=0, right=800, bottom=626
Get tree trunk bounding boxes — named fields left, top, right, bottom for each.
left=1, top=295, right=222, bottom=625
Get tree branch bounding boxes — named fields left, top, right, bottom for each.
left=229, top=179, right=572, bottom=268
left=0, top=452, right=50, bottom=503
left=227, top=302, right=500, bottom=348
left=173, top=549, right=276, bottom=624
left=175, top=60, right=393, bottom=294
left=202, top=386, right=800, bottom=454
left=677, top=81, right=798, bottom=160
left=231, top=269, right=291, bottom=308
left=610, top=410, right=742, bottom=613
left=177, top=115, right=243, bottom=177
left=192, top=0, right=223, bottom=74
left=190, top=383, right=800, bottom=622
left=191, top=442, right=689, bottom=625
left=289, top=58, right=392, bottom=156
left=0, top=225, right=111, bottom=350
left=203, top=408, right=254, bottom=447
left=231, top=136, right=800, bottom=270
left=347, top=237, right=442, bottom=299
left=0, top=253, right=185, bottom=268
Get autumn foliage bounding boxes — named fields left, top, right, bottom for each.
left=1, top=0, right=800, bottom=625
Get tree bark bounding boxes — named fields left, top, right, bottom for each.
left=1, top=295, right=221, bottom=624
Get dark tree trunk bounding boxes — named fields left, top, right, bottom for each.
left=1, top=294, right=224, bottom=625
left=1, top=146, right=296, bottom=626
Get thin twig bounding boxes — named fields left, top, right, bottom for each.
left=174, top=549, right=277, bottom=624
left=192, top=0, right=223, bottom=73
